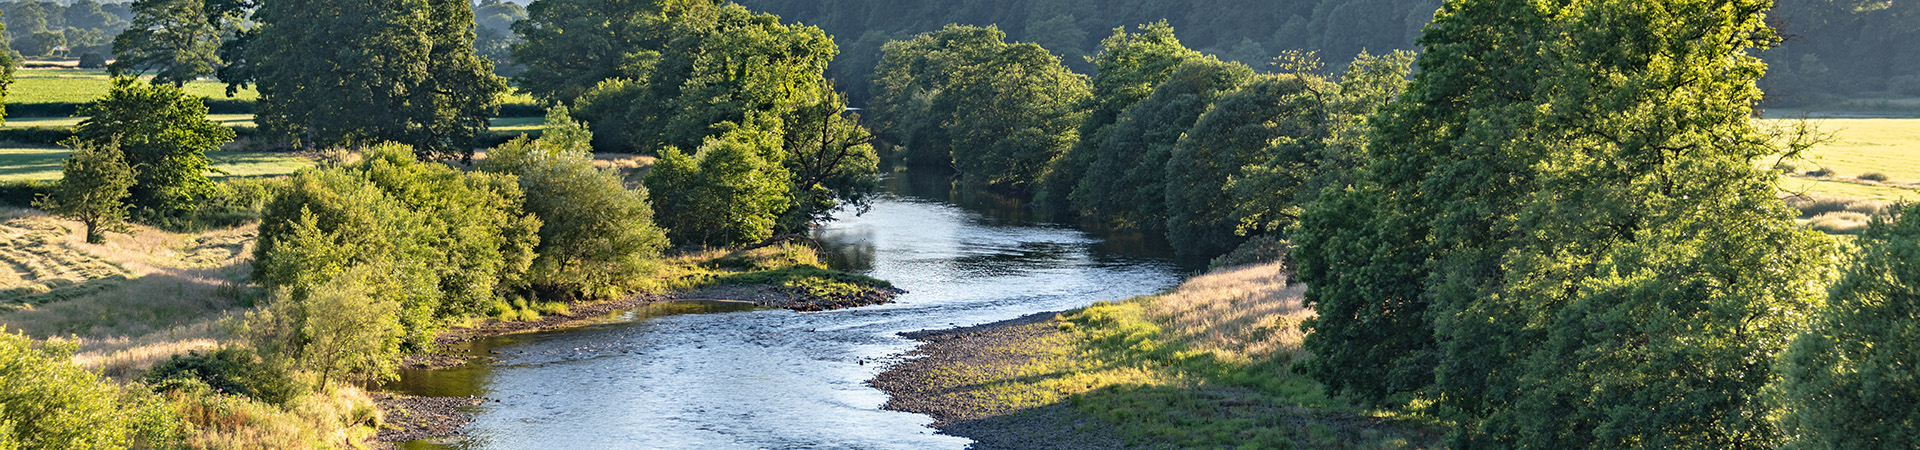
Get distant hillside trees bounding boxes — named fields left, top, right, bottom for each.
left=1777, top=203, right=1920, bottom=449
left=1293, top=0, right=1836, bottom=447
left=868, top=24, right=1088, bottom=193
left=254, top=143, right=540, bottom=350
left=232, top=0, right=506, bottom=160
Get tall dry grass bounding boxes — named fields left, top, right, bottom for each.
left=1140, top=262, right=1312, bottom=365
left=170, top=385, right=382, bottom=449
left=0, top=208, right=258, bottom=376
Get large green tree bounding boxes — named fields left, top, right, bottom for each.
left=868, top=25, right=1088, bottom=193
left=72, top=77, right=235, bottom=217
left=0, top=13, right=13, bottom=125
left=1162, top=72, right=1334, bottom=257
left=237, top=0, right=506, bottom=160
left=1776, top=203, right=1920, bottom=450
left=1296, top=1, right=1836, bottom=448
left=1071, top=57, right=1251, bottom=231
left=109, top=0, right=227, bottom=86
left=1036, top=21, right=1201, bottom=214
left=511, top=0, right=699, bottom=103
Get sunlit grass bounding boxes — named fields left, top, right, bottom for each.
left=937, top=262, right=1439, bottom=448
left=8, top=69, right=258, bottom=107
left=0, top=146, right=314, bottom=182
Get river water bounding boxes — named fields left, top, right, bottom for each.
left=389, top=169, right=1193, bottom=449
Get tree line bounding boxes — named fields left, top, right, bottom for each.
left=863, top=0, right=1915, bottom=448
left=1, top=0, right=130, bottom=63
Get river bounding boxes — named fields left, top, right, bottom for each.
left=388, top=169, right=1194, bottom=449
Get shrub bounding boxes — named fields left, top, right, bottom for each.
left=646, top=117, right=793, bottom=247
left=1787, top=196, right=1888, bottom=218
left=1805, top=167, right=1835, bottom=177
left=1207, top=234, right=1294, bottom=276
left=480, top=108, right=669, bottom=300
left=77, top=53, right=108, bottom=69
left=245, top=266, right=406, bottom=387
left=144, top=347, right=305, bottom=406
left=1777, top=203, right=1920, bottom=449
left=0, top=328, right=182, bottom=448
left=1858, top=172, right=1891, bottom=182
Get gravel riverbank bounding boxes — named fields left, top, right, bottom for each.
left=870, top=312, right=1125, bottom=450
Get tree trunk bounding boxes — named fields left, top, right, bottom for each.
left=84, top=219, right=104, bottom=244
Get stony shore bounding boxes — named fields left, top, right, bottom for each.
left=373, top=282, right=902, bottom=446
left=869, top=312, right=1125, bottom=450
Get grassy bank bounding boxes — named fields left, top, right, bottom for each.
left=910, top=262, right=1438, bottom=448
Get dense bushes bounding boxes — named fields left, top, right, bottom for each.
left=1776, top=203, right=1920, bottom=449
left=145, top=347, right=306, bottom=406
left=253, top=143, right=539, bottom=353
left=646, top=117, right=794, bottom=247
left=0, top=328, right=180, bottom=449
left=481, top=108, right=670, bottom=299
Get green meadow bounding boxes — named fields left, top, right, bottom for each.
left=7, top=69, right=259, bottom=107
left=0, top=146, right=314, bottom=182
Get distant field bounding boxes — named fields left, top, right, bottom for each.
left=2, top=114, right=257, bottom=129
left=8, top=69, right=258, bottom=106
left=1767, top=118, right=1919, bottom=202
left=6, top=68, right=542, bottom=118
left=0, top=146, right=313, bottom=182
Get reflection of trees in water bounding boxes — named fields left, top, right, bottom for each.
left=942, top=241, right=1076, bottom=278
left=815, top=230, right=878, bottom=272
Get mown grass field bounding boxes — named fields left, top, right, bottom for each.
left=0, top=146, right=314, bottom=182
left=1769, top=118, right=1919, bottom=204
left=8, top=69, right=259, bottom=106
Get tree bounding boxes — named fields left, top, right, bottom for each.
left=237, top=0, right=506, bottom=160
left=1, top=14, right=13, bottom=127
left=645, top=116, right=793, bottom=247
left=1071, top=56, right=1251, bottom=231
left=62, top=0, right=120, bottom=31
left=481, top=108, right=671, bottom=300
left=1037, top=21, right=1201, bottom=215
left=777, top=87, right=879, bottom=231
left=255, top=143, right=538, bottom=347
left=293, top=265, right=404, bottom=386
left=72, top=77, right=234, bottom=217
left=1776, top=203, right=1920, bottom=450
left=569, top=2, right=838, bottom=154
left=109, top=0, right=225, bottom=86
left=1163, top=72, right=1333, bottom=257
left=34, top=139, right=135, bottom=244
left=867, top=25, right=1088, bottom=193
left=1294, top=1, right=1837, bottom=448
left=1226, top=51, right=1413, bottom=238
left=511, top=0, right=690, bottom=103
left=0, top=328, right=181, bottom=449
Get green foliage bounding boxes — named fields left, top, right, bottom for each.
left=1163, top=72, right=1334, bottom=257
left=246, top=265, right=407, bottom=387
left=645, top=117, right=794, bottom=246
left=0, top=328, right=182, bottom=449
left=1294, top=1, right=1839, bottom=448
left=143, top=347, right=306, bottom=406
left=565, top=2, right=839, bottom=154
left=776, top=88, right=880, bottom=231
left=72, top=77, right=235, bottom=216
left=510, top=0, right=687, bottom=103
left=109, top=0, right=227, bottom=86
left=1776, top=203, right=1920, bottom=450
left=254, top=142, right=538, bottom=347
left=1071, top=57, right=1252, bottom=231
left=0, top=17, right=11, bottom=126
left=1037, top=21, right=1202, bottom=214
left=869, top=25, right=1089, bottom=193
left=239, top=0, right=506, bottom=160
left=481, top=108, right=670, bottom=300
left=33, top=139, right=133, bottom=244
